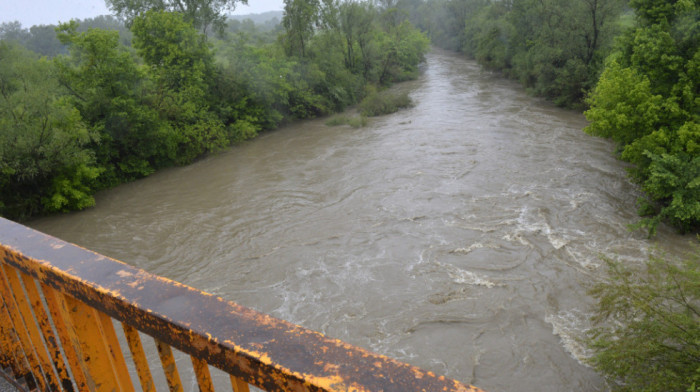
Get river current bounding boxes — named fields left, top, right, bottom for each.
left=30, top=49, right=693, bottom=392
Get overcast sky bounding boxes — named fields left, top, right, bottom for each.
left=0, top=0, right=285, bottom=28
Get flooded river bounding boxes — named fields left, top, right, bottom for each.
left=30, top=49, right=693, bottom=392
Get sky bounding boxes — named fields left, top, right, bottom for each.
left=0, top=0, right=285, bottom=28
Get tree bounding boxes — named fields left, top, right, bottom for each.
left=587, top=250, right=700, bottom=391
left=55, top=21, right=170, bottom=185
left=376, top=19, right=430, bottom=84
left=503, top=0, right=623, bottom=106
left=132, top=10, right=228, bottom=164
left=25, top=25, right=66, bottom=57
left=585, top=0, right=699, bottom=234
left=338, top=1, right=375, bottom=72
left=105, top=0, right=248, bottom=35
left=282, top=0, right=320, bottom=57
left=0, top=21, right=30, bottom=42
left=78, top=16, right=133, bottom=47
left=0, top=41, right=99, bottom=219
left=463, top=1, right=512, bottom=69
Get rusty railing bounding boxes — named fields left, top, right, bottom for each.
left=0, top=217, right=484, bottom=392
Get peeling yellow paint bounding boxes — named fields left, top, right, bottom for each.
left=0, top=217, right=488, bottom=392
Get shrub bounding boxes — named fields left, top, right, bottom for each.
left=325, top=114, right=368, bottom=128
left=358, top=89, right=413, bottom=117
left=586, top=248, right=700, bottom=392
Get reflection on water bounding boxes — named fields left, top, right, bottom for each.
left=31, top=49, right=694, bottom=392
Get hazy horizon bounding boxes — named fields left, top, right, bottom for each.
left=0, top=0, right=284, bottom=29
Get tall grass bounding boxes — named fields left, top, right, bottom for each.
left=359, top=89, right=413, bottom=117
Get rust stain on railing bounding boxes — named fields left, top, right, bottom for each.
left=0, top=217, right=486, bottom=392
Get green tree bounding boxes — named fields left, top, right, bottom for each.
left=504, top=0, right=623, bottom=106
left=55, top=21, right=170, bottom=185
left=132, top=10, right=228, bottom=164
left=282, top=0, right=320, bottom=57
left=0, top=41, right=99, bottom=219
left=419, top=0, right=488, bottom=52
left=374, top=13, right=429, bottom=85
left=216, top=37, right=294, bottom=126
left=0, top=21, right=30, bottom=42
left=587, top=250, right=700, bottom=391
left=25, top=25, right=67, bottom=57
left=338, top=1, right=376, bottom=74
left=585, top=0, right=699, bottom=234
left=106, top=0, right=248, bottom=36
left=78, top=16, right=133, bottom=47
left=464, top=1, right=513, bottom=70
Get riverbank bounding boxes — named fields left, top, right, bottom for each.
left=30, top=50, right=695, bottom=391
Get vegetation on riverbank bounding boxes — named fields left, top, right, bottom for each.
left=325, top=114, right=368, bottom=128
left=586, top=248, right=700, bottom=391
left=396, top=0, right=698, bottom=235
left=0, top=0, right=428, bottom=220
left=325, top=88, right=413, bottom=128
left=399, top=0, right=626, bottom=109
left=359, top=88, right=413, bottom=116
left=584, top=0, right=699, bottom=236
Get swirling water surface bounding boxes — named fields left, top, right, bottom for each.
left=31, top=49, right=693, bottom=392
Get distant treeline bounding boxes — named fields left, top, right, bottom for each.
left=0, top=16, right=132, bottom=57
left=398, top=0, right=628, bottom=108
left=0, top=0, right=428, bottom=220
left=396, top=0, right=698, bottom=234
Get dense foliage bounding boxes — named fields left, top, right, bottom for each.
left=400, top=0, right=626, bottom=108
left=587, top=249, right=700, bottom=391
left=105, top=0, right=248, bottom=36
left=0, top=42, right=98, bottom=218
left=358, top=88, right=413, bottom=116
left=0, top=1, right=429, bottom=220
left=585, top=0, right=700, bottom=234
left=0, top=16, right=132, bottom=57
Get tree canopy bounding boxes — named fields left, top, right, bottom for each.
left=105, top=0, right=249, bottom=35
left=585, top=0, right=700, bottom=234
left=0, top=41, right=98, bottom=218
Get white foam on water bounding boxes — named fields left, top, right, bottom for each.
left=450, top=243, right=485, bottom=254
left=545, top=310, right=593, bottom=366
left=502, top=232, right=532, bottom=247
left=510, top=205, right=572, bottom=250
left=434, top=261, right=497, bottom=288
left=566, top=247, right=602, bottom=270
left=548, top=234, right=569, bottom=250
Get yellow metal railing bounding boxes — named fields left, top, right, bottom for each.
left=0, top=218, right=484, bottom=392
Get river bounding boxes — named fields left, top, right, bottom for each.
left=30, top=49, right=694, bottom=392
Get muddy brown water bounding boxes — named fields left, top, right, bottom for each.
left=30, top=49, right=694, bottom=392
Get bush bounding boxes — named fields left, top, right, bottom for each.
left=325, top=114, right=368, bottom=128
left=358, top=89, right=413, bottom=117
left=586, top=248, right=700, bottom=392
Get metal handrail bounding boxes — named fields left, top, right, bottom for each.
left=0, top=217, right=484, bottom=392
